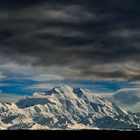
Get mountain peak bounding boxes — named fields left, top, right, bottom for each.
left=38, top=85, right=96, bottom=99
left=53, top=85, right=73, bottom=92
left=0, top=85, right=140, bottom=130
left=49, top=85, right=78, bottom=99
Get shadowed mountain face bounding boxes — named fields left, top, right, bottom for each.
left=0, top=85, right=140, bottom=130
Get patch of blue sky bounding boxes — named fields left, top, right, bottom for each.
left=0, top=78, right=139, bottom=95
left=31, top=79, right=137, bottom=93
left=0, top=79, right=37, bottom=95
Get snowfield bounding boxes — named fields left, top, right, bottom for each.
left=0, top=85, right=140, bottom=130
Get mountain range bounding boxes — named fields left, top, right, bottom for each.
left=0, top=85, right=140, bottom=130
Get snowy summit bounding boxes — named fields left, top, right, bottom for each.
left=0, top=85, right=140, bottom=130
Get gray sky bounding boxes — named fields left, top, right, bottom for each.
left=0, top=0, right=140, bottom=81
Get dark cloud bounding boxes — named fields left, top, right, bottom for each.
left=0, top=0, right=140, bottom=80
left=0, top=0, right=47, bottom=9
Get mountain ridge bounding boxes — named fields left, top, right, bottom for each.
left=0, top=85, right=140, bottom=130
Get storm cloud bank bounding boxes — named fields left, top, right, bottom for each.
left=0, top=0, right=140, bottom=80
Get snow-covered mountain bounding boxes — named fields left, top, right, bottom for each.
left=0, top=85, right=140, bottom=130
